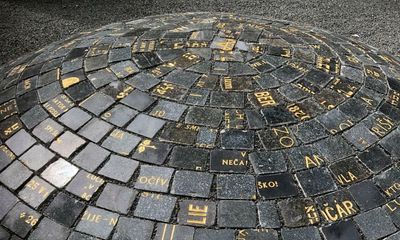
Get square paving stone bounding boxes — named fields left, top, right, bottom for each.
left=50, top=131, right=86, bottom=158
left=78, top=118, right=113, bottom=143
left=257, top=126, right=298, bottom=151
left=164, top=69, right=201, bottom=88
left=0, top=145, right=15, bottom=170
left=135, top=165, right=174, bottom=193
left=171, top=170, right=213, bottom=198
left=374, top=167, right=400, bottom=199
left=154, top=223, right=195, bottom=240
left=210, top=149, right=249, bottom=173
left=343, top=123, right=379, bottom=150
left=20, top=105, right=48, bottom=129
left=249, top=151, right=287, bottom=174
left=152, top=82, right=188, bottom=101
left=134, top=193, right=177, bottom=222
left=150, top=100, right=187, bottom=121
left=358, top=145, right=392, bottom=173
left=80, top=92, right=115, bottom=116
left=127, top=114, right=165, bottom=138
left=321, top=220, right=361, bottom=240
left=121, top=89, right=155, bottom=111
left=292, top=119, right=328, bottom=144
left=111, top=217, right=154, bottom=240
left=210, top=91, right=244, bottom=108
left=185, top=106, right=223, bottom=127
left=278, top=198, right=320, bottom=227
left=281, top=227, right=322, bottom=240
left=37, top=81, right=62, bottom=103
left=178, top=200, right=216, bottom=227
left=28, top=217, right=70, bottom=240
left=96, top=183, right=137, bottom=214
left=98, top=155, right=139, bottom=183
left=110, top=61, right=139, bottom=79
left=72, top=142, right=110, bottom=171
left=5, top=129, right=36, bottom=156
left=1, top=202, right=41, bottom=238
left=43, top=94, right=75, bottom=118
left=87, top=68, right=117, bottom=89
left=126, top=72, right=161, bottom=91
left=76, top=206, right=119, bottom=239
left=196, top=127, right=218, bottom=149
left=0, top=161, right=32, bottom=190
left=159, top=123, right=199, bottom=145
left=217, top=200, right=257, bottom=228
left=0, top=186, right=18, bottom=220
left=102, top=129, right=141, bottom=156
left=66, top=170, right=105, bottom=201
left=58, top=107, right=92, bottom=131
left=132, top=139, right=171, bottom=165
left=44, top=192, right=85, bottom=227
left=41, top=158, right=78, bottom=188
left=186, top=89, right=210, bottom=106
left=313, top=136, right=354, bottom=163
left=257, top=201, right=281, bottom=228
left=16, top=91, right=38, bottom=114
left=380, top=128, right=400, bottom=158
left=354, top=208, right=397, bottom=240
left=100, top=104, right=137, bottom=127
left=32, top=118, right=64, bottom=143
left=220, top=129, right=254, bottom=150
left=20, top=144, right=55, bottom=171
left=315, top=190, right=359, bottom=223
left=256, top=173, right=298, bottom=199
left=18, top=176, right=55, bottom=208
left=217, top=174, right=256, bottom=200
left=168, top=146, right=209, bottom=171
left=0, top=115, right=23, bottom=140
left=296, top=167, right=337, bottom=196
left=194, top=229, right=235, bottom=240
left=349, top=180, right=386, bottom=211
left=329, top=157, right=371, bottom=186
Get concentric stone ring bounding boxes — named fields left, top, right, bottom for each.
left=1, top=12, right=400, bottom=240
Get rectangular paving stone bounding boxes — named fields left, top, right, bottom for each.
left=28, top=217, right=70, bottom=240
left=374, top=166, right=400, bottom=199
left=126, top=72, right=161, bottom=91
left=110, top=60, right=139, bottom=79
left=72, top=142, right=110, bottom=171
left=134, top=192, right=177, bottom=222
left=111, top=217, right=154, bottom=240
left=354, top=207, right=397, bottom=240
left=358, top=145, right=392, bottom=173
left=178, top=200, right=216, bottom=227
left=65, top=80, right=96, bottom=102
left=132, top=139, right=171, bottom=165
left=1, top=202, right=41, bottom=238
left=217, top=200, right=257, bottom=228
left=18, top=176, right=55, bottom=208
left=220, top=129, right=254, bottom=150
left=127, top=114, right=165, bottom=138
left=168, top=146, right=209, bottom=171
left=16, top=91, right=39, bottom=114
left=350, top=180, right=386, bottom=211
left=257, top=173, right=298, bottom=199
left=210, top=91, right=244, bottom=108
left=186, top=89, right=210, bottom=106
left=210, top=149, right=249, bottom=173
left=164, top=69, right=201, bottom=88
left=121, top=89, right=155, bottom=111
left=329, top=157, right=371, bottom=186
left=43, top=94, right=75, bottom=118
left=278, top=198, right=320, bottom=227
left=32, top=118, right=64, bottom=143
left=159, top=123, right=199, bottom=145
left=102, top=129, right=141, bottom=156
left=66, top=170, right=105, bottom=201
left=313, top=136, right=354, bottom=162
left=171, top=170, right=213, bottom=198
left=257, top=201, right=281, bottom=228
left=58, top=107, right=92, bottom=131
left=152, top=82, right=188, bottom=101
left=150, top=100, right=187, bottom=121
left=0, top=115, right=23, bottom=141
left=194, top=229, right=235, bottom=240
left=0, top=145, right=15, bottom=172
left=249, top=151, right=287, bottom=174
left=98, top=155, right=139, bottom=183
left=76, top=206, right=119, bottom=239
left=100, top=104, right=137, bottom=127
left=5, top=129, right=36, bottom=156
left=87, top=68, right=118, bottom=89
left=41, top=158, right=79, bottom=188
left=84, top=54, right=108, bottom=72
left=0, top=161, right=32, bottom=190
left=0, top=186, right=19, bottom=220
left=134, top=165, right=174, bottom=193
left=0, top=100, right=18, bottom=122
left=79, top=92, right=115, bottom=116
left=154, top=223, right=195, bottom=240
left=258, top=126, right=298, bottom=151
left=321, top=220, right=361, bottom=240
left=78, top=118, right=113, bottom=143
left=44, top=192, right=85, bottom=227
left=185, top=106, right=223, bottom=128
left=217, top=174, right=256, bottom=200
left=96, top=183, right=137, bottom=214
left=50, top=131, right=86, bottom=158
left=316, top=189, right=359, bottom=223
left=295, top=167, right=337, bottom=197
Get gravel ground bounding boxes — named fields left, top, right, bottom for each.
left=0, top=0, right=399, bottom=66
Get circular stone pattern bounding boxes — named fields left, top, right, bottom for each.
left=1, top=12, right=400, bottom=240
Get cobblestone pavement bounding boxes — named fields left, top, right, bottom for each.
left=1, top=12, right=400, bottom=240
left=0, top=0, right=399, bottom=66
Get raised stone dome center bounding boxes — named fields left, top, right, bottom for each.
left=1, top=12, right=400, bottom=240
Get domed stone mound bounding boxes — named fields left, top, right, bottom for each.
left=1, top=12, right=400, bottom=240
